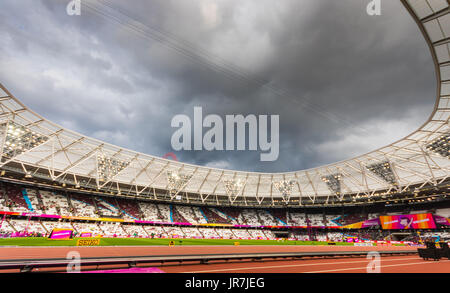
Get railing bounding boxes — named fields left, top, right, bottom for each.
left=0, top=250, right=418, bottom=273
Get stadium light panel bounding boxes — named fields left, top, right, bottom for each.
left=166, top=171, right=192, bottom=196
left=425, top=133, right=450, bottom=158
left=321, top=173, right=342, bottom=195
left=223, top=179, right=244, bottom=202
left=273, top=180, right=296, bottom=202
left=97, top=154, right=130, bottom=182
left=366, top=161, right=398, bottom=186
left=1, top=121, right=48, bottom=160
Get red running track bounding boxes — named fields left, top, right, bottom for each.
left=0, top=244, right=419, bottom=260
left=159, top=256, right=450, bottom=273
left=2, top=245, right=447, bottom=273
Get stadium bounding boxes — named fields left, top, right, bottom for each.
left=0, top=0, right=449, bottom=275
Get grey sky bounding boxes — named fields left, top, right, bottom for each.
left=0, top=0, right=436, bottom=172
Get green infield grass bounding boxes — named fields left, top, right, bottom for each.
left=0, top=237, right=363, bottom=247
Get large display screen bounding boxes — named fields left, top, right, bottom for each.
left=380, top=213, right=436, bottom=229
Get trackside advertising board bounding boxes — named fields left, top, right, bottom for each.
left=380, top=213, right=436, bottom=229
left=48, top=228, right=74, bottom=240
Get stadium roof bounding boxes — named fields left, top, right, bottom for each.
left=0, top=0, right=449, bottom=207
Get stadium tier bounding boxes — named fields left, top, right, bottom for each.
left=0, top=180, right=449, bottom=242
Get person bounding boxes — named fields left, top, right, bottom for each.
left=399, top=217, right=413, bottom=229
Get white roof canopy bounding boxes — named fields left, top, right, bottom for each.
left=0, top=0, right=448, bottom=206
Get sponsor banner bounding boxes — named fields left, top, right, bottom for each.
left=198, top=223, right=233, bottom=227
left=354, top=242, right=374, bottom=247
left=98, top=217, right=124, bottom=222
left=380, top=213, right=436, bottom=229
left=63, top=216, right=99, bottom=221
left=343, top=222, right=364, bottom=229
left=0, top=211, right=20, bottom=216
left=76, top=238, right=101, bottom=246
left=21, top=213, right=61, bottom=219
left=361, top=218, right=381, bottom=228
left=434, top=215, right=450, bottom=226
left=80, top=232, right=93, bottom=237
left=342, top=218, right=380, bottom=229
left=171, top=222, right=191, bottom=226
left=135, top=221, right=192, bottom=225
left=48, top=228, right=73, bottom=240
left=345, top=236, right=359, bottom=243
left=134, top=220, right=158, bottom=224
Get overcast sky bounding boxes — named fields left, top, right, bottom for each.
left=0, top=0, right=436, bottom=172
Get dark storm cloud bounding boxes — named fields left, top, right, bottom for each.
left=0, top=0, right=436, bottom=172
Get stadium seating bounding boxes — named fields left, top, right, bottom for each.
left=324, top=215, right=340, bottom=227
left=8, top=219, right=46, bottom=234
left=121, top=224, right=145, bottom=237
left=138, top=202, right=164, bottom=222
left=287, top=212, right=307, bottom=226
left=231, top=229, right=251, bottom=239
left=115, top=198, right=141, bottom=220
left=41, top=220, right=73, bottom=234
left=142, top=225, right=167, bottom=238
left=257, top=210, right=279, bottom=226
left=215, top=228, right=235, bottom=239
left=191, top=207, right=208, bottom=224
left=335, top=214, right=368, bottom=226
left=39, top=190, right=72, bottom=216
left=157, top=204, right=171, bottom=222
left=197, top=227, right=220, bottom=239
left=327, top=232, right=343, bottom=242
left=98, top=222, right=127, bottom=237
left=306, top=214, right=324, bottom=226
left=421, top=231, right=450, bottom=245
left=247, top=229, right=266, bottom=239
left=163, top=226, right=185, bottom=238
left=0, top=181, right=449, bottom=244
left=143, top=225, right=166, bottom=238
left=218, top=207, right=241, bottom=224
left=270, top=209, right=287, bottom=225
left=95, top=198, right=120, bottom=217
left=200, top=207, right=230, bottom=224
left=0, top=189, right=10, bottom=212
left=175, top=205, right=200, bottom=224
left=262, top=230, right=276, bottom=239
left=316, top=233, right=328, bottom=242
left=72, top=222, right=104, bottom=237
left=4, top=185, right=29, bottom=213
left=0, top=219, right=16, bottom=234
left=239, top=209, right=262, bottom=226
left=23, top=189, right=44, bottom=214
left=290, top=231, right=310, bottom=241
left=70, top=194, right=98, bottom=218
left=181, top=227, right=203, bottom=238
left=368, top=213, right=379, bottom=220
left=171, top=205, right=188, bottom=223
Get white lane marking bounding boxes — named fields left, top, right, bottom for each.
left=181, top=257, right=420, bottom=273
